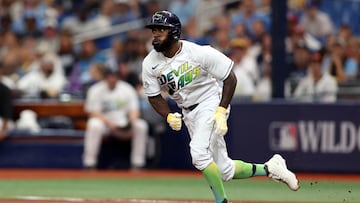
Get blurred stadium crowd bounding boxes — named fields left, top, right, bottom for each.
left=0, top=0, right=359, bottom=102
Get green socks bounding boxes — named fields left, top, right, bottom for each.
left=202, top=162, right=227, bottom=203
left=233, top=160, right=267, bottom=179
left=202, top=161, right=267, bottom=203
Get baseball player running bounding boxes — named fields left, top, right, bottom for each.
left=142, top=10, right=299, bottom=203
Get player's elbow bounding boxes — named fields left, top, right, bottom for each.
left=224, top=71, right=237, bottom=89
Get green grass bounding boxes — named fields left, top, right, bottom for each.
left=0, top=177, right=358, bottom=202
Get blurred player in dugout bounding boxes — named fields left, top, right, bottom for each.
left=82, top=67, right=148, bottom=170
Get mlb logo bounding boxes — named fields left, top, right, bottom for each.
left=269, top=122, right=298, bottom=151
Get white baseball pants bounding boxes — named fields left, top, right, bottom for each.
left=83, top=117, right=148, bottom=168
left=182, top=96, right=235, bottom=181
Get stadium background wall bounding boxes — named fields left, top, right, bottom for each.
left=1, top=101, right=360, bottom=173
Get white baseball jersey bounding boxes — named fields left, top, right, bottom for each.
left=85, top=80, right=139, bottom=127
left=142, top=40, right=234, bottom=108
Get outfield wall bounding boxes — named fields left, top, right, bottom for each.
left=159, top=101, right=360, bottom=173
left=1, top=101, right=359, bottom=172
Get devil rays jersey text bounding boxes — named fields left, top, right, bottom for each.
left=157, top=61, right=201, bottom=95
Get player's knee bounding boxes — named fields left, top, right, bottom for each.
left=190, top=149, right=212, bottom=171
left=132, top=119, right=149, bottom=136
left=86, top=118, right=104, bottom=132
left=218, top=159, right=235, bottom=181
left=219, top=162, right=235, bottom=181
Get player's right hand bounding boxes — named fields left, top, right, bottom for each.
left=167, top=112, right=182, bottom=131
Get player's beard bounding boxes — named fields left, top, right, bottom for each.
left=152, top=35, right=174, bottom=52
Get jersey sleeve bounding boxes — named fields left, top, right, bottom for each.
left=200, top=45, right=234, bottom=81
left=142, top=57, right=161, bottom=97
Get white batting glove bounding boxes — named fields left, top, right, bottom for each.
left=212, top=106, right=228, bottom=136
left=167, top=112, right=182, bottom=131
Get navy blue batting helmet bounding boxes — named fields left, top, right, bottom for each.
left=145, top=10, right=181, bottom=40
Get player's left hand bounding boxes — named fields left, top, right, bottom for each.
left=212, top=106, right=228, bottom=136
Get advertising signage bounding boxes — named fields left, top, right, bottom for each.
left=228, top=102, right=360, bottom=173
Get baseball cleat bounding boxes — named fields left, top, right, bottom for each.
left=265, top=154, right=300, bottom=191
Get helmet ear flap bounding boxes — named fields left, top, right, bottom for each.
left=170, top=27, right=181, bottom=40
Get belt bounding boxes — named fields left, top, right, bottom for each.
left=183, top=103, right=199, bottom=111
